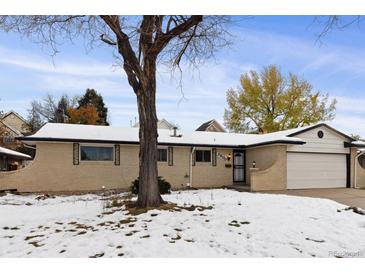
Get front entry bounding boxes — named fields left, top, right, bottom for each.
left=233, top=150, right=245, bottom=183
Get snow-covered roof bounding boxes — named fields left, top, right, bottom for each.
left=0, top=146, right=32, bottom=159
left=19, top=123, right=305, bottom=148
left=18, top=122, right=363, bottom=149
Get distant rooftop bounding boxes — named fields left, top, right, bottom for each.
left=196, top=119, right=226, bottom=132
left=133, top=118, right=176, bottom=130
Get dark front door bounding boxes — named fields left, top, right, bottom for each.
left=233, top=150, right=245, bottom=183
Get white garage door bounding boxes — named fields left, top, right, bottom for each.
left=287, top=152, right=347, bottom=189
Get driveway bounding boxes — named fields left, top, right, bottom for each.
left=265, top=188, right=365, bottom=209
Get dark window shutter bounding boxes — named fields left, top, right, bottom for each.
left=114, top=144, right=120, bottom=165
left=192, top=148, right=196, bottom=166
left=212, top=148, right=217, bottom=166
left=73, top=143, right=79, bottom=165
left=168, top=147, right=173, bottom=166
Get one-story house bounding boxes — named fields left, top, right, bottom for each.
left=0, top=122, right=365, bottom=192
left=0, top=146, right=32, bottom=171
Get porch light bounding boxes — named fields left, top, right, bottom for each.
left=252, top=161, right=256, bottom=168
left=226, top=153, right=231, bottom=161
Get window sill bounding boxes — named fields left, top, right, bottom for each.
left=194, top=162, right=212, bottom=166
left=79, top=161, right=115, bottom=166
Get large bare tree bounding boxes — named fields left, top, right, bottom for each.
left=0, top=16, right=231, bottom=207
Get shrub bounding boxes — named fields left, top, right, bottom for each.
left=131, top=176, right=171, bottom=195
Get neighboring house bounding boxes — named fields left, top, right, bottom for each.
left=0, top=146, right=32, bottom=171
left=0, top=111, right=28, bottom=136
left=0, top=111, right=29, bottom=150
left=1, top=122, right=365, bottom=192
left=196, top=119, right=226, bottom=132
left=133, top=118, right=175, bottom=130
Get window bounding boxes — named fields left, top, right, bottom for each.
left=158, top=148, right=168, bottom=162
left=358, top=154, right=365, bottom=169
left=80, top=146, right=113, bottom=161
left=196, top=149, right=211, bottom=162
left=317, top=130, right=324, bottom=138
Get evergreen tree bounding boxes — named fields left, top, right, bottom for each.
left=78, top=89, right=109, bottom=125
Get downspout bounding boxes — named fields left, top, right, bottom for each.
left=189, top=147, right=196, bottom=188
left=354, top=149, right=365, bottom=189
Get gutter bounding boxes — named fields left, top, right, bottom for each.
left=344, top=141, right=365, bottom=148
left=16, top=137, right=305, bottom=149
left=354, top=150, right=365, bottom=189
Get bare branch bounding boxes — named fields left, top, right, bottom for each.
left=100, top=33, right=116, bottom=45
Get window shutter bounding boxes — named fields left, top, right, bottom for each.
left=168, top=147, right=173, bottom=166
left=192, top=148, right=196, bottom=166
left=73, top=143, right=79, bottom=165
left=114, top=144, right=120, bottom=166
left=212, top=148, right=217, bottom=166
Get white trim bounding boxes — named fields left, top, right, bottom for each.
left=354, top=150, right=365, bottom=189
left=189, top=147, right=196, bottom=187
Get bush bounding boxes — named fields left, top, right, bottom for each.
left=131, top=176, right=171, bottom=195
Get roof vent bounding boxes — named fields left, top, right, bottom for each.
left=170, top=126, right=182, bottom=137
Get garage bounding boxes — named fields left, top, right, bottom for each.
left=287, top=152, right=347, bottom=189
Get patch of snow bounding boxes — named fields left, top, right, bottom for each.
left=0, top=189, right=364, bottom=258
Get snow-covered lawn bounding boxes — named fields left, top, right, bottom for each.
left=0, top=189, right=364, bottom=258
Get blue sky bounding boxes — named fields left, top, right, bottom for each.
left=1, top=16, right=365, bottom=135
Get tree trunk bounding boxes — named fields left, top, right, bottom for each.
left=135, top=59, right=163, bottom=208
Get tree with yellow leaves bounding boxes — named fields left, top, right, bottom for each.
left=224, top=65, right=337, bottom=133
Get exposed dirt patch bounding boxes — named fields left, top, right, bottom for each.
left=119, top=218, right=137, bottom=225
left=24, top=234, right=44, bottom=241
left=28, top=241, right=44, bottom=247
left=343, top=207, right=365, bottom=215
left=97, top=221, right=115, bottom=227
left=305, top=237, right=325, bottom=243
left=171, top=234, right=181, bottom=241
left=228, top=220, right=240, bottom=227
left=3, top=235, right=14, bottom=239
left=125, top=200, right=214, bottom=216
left=89, top=252, right=104, bottom=258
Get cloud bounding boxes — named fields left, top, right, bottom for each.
left=330, top=114, right=365, bottom=137
left=0, top=45, right=124, bottom=77
left=3, top=24, right=365, bottom=135
left=39, top=75, right=129, bottom=97
left=334, top=96, right=365, bottom=113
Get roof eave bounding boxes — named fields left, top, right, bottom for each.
left=287, top=123, right=355, bottom=141
left=17, top=136, right=305, bottom=149
left=344, top=141, right=365, bottom=148
left=241, top=140, right=306, bottom=149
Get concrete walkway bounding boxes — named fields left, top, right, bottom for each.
left=264, top=188, right=365, bottom=209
